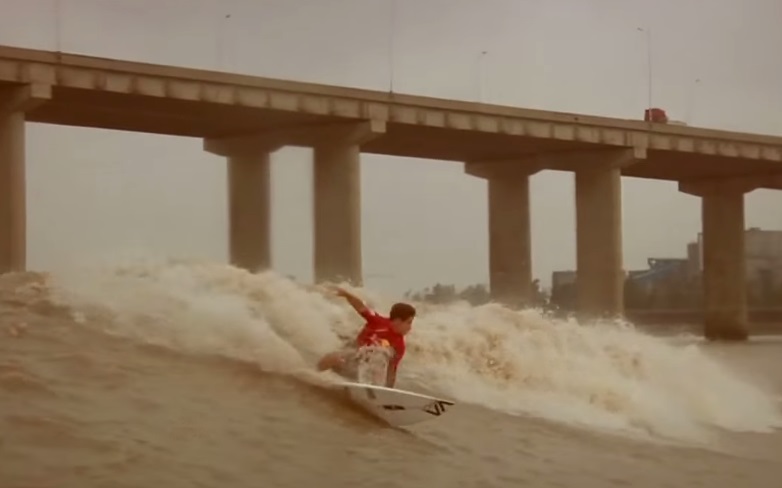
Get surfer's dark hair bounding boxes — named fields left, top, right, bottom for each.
left=389, top=302, right=416, bottom=321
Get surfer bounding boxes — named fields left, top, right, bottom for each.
left=317, top=286, right=416, bottom=388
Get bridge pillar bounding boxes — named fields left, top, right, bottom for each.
left=312, top=121, right=384, bottom=285
left=487, top=175, right=535, bottom=307
left=465, top=161, right=538, bottom=307
left=701, top=192, right=747, bottom=340
left=575, top=166, right=624, bottom=319
left=204, top=135, right=285, bottom=272
left=0, top=84, right=50, bottom=273
left=678, top=178, right=770, bottom=341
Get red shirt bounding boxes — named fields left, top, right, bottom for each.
left=355, top=309, right=405, bottom=371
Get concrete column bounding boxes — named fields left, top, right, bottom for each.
left=487, top=175, right=533, bottom=307
left=312, top=121, right=384, bottom=285
left=227, top=150, right=272, bottom=272
left=204, top=135, right=285, bottom=272
left=468, top=148, right=643, bottom=313
left=680, top=177, right=755, bottom=341
left=0, top=106, right=25, bottom=273
left=0, top=84, right=50, bottom=274
left=575, top=167, right=624, bottom=319
left=313, top=142, right=362, bottom=285
left=700, top=191, right=747, bottom=340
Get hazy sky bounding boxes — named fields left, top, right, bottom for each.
left=1, top=0, right=781, bottom=294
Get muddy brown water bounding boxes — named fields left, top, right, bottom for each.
left=1, top=267, right=781, bottom=488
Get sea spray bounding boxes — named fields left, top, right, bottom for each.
left=45, top=258, right=782, bottom=443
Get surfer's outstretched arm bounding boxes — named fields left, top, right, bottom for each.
left=334, top=287, right=369, bottom=315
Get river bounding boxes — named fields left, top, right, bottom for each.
left=1, top=260, right=781, bottom=487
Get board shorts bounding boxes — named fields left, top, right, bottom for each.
left=333, top=344, right=394, bottom=386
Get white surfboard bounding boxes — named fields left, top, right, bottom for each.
left=338, top=381, right=455, bottom=427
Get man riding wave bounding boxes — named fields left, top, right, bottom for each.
left=317, top=286, right=416, bottom=388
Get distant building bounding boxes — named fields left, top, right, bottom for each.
left=690, top=228, right=782, bottom=280
left=690, top=228, right=782, bottom=302
left=549, top=270, right=577, bottom=311
left=549, top=227, right=782, bottom=310
left=627, top=258, right=689, bottom=290
left=686, top=241, right=700, bottom=278
left=551, top=270, right=576, bottom=288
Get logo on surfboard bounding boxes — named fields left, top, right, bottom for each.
left=423, top=399, right=454, bottom=416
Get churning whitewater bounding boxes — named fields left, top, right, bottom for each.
left=28, top=257, right=780, bottom=445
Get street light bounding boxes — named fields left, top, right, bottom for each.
left=388, top=0, right=397, bottom=93
left=216, top=13, right=231, bottom=70
left=686, top=78, right=701, bottom=125
left=54, top=0, right=62, bottom=53
left=636, top=26, right=652, bottom=111
left=476, top=50, right=488, bottom=103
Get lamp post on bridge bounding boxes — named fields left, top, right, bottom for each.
left=636, top=26, right=653, bottom=113
left=387, top=0, right=398, bottom=93
left=476, top=50, right=488, bottom=103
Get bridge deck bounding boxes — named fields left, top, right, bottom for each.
left=1, top=45, right=781, bottom=182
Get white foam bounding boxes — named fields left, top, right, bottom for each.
left=401, top=303, right=782, bottom=443
left=46, top=257, right=782, bottom=443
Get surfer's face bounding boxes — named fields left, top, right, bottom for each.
left=392, top=317, right=413, bottom=335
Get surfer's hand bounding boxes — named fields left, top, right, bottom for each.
left=332, top=286, right=349, bottom=298
left=317, top=284, right=347, bottom=298
left=331, top=286, right=369, bottom=315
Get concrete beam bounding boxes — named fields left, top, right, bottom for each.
left=204, top=132, right=288, bottom=157
left=464, top=146, right=645, bottom=179
left=679, top=173, right=782, bottom=196
left=204, top=119, right=386, bottom=155
left=0, top=83, right=51, bottom=117
left=310, top=119, right=386, bottom=146
left=465, top=159, right=540, bottom=179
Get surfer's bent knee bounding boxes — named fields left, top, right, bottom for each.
left=317, top=349, right=353, bottom=372
left=317, top=352, right=340, bottom=371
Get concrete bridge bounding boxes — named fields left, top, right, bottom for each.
left=1, top=45, right=781, bottom=340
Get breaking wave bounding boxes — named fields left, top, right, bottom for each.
left=12, top=257, right=780, bottom=444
